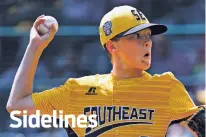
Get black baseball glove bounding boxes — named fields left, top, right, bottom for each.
left=187, top=106, right=205, bottom=137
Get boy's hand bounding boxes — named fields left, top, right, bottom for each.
left=29, top=15, right=56, bottom=51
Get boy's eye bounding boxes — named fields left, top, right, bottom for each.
left=136, top=34, right=141, bottom=38
left=136, top=34, right=152, bottom=39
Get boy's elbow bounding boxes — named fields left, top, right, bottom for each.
left=6, top=95, right=36, bottom=115
left=6, top=101, right=19, bottom=113
left=6, top=103, right=23, bottom=117
left=6, top=103, right=14, bottom=113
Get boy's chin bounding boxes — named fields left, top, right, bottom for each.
left=138, top=64, right=151, bottom=71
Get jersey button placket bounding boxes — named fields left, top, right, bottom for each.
left=116, top=81, right=120, bottom=86
left=115, top=131, right=119, bottom=136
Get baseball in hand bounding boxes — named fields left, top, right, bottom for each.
left=37, top=16, right=59, bottom=35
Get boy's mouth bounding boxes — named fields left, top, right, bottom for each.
left=144, top=52, right=151, bottom=58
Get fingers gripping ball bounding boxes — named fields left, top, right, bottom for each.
left=37, top=16, right=59, bottom=35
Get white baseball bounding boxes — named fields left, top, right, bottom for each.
left=37, top=16, right=58, bottom=35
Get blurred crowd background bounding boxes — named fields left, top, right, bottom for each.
left=0, top=0, right=205, bottom=137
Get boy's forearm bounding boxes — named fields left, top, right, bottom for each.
left=8, top=44, right=43, bottom=105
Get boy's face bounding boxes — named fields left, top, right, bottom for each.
left=111, top=28, right=152, bottom=70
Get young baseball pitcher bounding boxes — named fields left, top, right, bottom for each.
left=7, top=5, right=205, bottom=137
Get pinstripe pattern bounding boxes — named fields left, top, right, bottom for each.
left=32, top=71, right=198, bottom=137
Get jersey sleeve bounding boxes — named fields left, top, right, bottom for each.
left=32, top=79, right=74, bottom=115
left=168, top=73, right=199, bottom=120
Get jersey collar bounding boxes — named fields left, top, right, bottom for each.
left=109, top=71, right=151, bottom=85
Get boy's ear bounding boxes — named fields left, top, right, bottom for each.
left=106, top=41, right=117, bottom=54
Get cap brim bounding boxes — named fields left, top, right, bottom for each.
left=117, top=23, right=167, bottom=36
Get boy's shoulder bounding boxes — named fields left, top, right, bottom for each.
left=149, top=71, right=178, bottom=83
left=153, top=71, right=175, bottom=78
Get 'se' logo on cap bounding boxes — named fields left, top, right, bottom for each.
left=103, top=21, right=112, bottom=36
